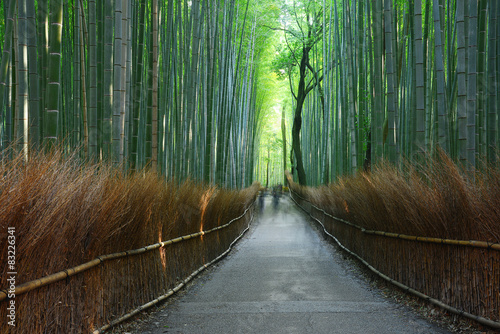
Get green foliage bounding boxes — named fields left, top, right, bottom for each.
left=272, top=43, right=298, bottom=79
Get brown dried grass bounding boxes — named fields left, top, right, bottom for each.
left=0, top=149, right=259, bottom=333
left=288, top=151, right=500, bottom=324
left=293, top=151, right=500, bottom=242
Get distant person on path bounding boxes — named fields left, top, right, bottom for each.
left=259, top=190, right=265, bottom=212
left=272, top=187, right=280, bottom=210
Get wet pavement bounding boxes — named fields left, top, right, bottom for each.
left=136, top=195, right=450, bottom=334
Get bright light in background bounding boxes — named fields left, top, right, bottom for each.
left=269, top=105, right=282, bottom=131
left=252, top=18, right=293, bottom=189
left=255, top=91, right=292, bottom=188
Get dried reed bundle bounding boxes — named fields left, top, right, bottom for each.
left=286, top=152, right=500, bottom=327
left=0, top=149, right=259, bottom=333
left=292, top=152, right=500, bottom=242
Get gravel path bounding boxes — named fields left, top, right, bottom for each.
left=136, top=196, right=450, bottom=334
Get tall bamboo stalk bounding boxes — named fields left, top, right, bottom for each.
left=27, top=0, right=40, bottom=150
left=467, top=0, right=478, bottom=170
left=89, top=0, right=98, bottom=160
left=0, top=0, right=16, bottom=147
left=152, top=0, right=159, bottom=171
left=17, top=0, right=29, bottom=159
left=102, top=0, right=113, bottom=160
left=415, top=0, right=426, bottom=159
left=43, top=0, right=63, bottom=148
left=112, top=0, right=123, bottom=164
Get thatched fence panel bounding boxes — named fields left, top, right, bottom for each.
left=290, top=189, right=500, bottom=329
left=0, top=201, right=256, bottom=333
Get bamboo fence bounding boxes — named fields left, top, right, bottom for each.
left=289, top=189, right=500, bottom=330
left=0, top=200, right=256, bottom=333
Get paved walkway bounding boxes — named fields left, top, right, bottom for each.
left=137, top=196, right=449, bottom=334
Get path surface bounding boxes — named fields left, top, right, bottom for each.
left=137, top=196, right=449, bottom=334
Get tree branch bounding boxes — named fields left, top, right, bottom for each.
left=284, top=33, right=300, bottom=66
left=293, top=2, right=306, bottom=39
left=288, top=67, right=298, bottom=101
left=305, top=73, right=324, bottom=96
left=259, top=24, right=302, bottom=40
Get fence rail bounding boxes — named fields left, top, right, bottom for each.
left=93, top=204, right=255, bottom=333
left=290, top=190, right=500, bottom=251
left=0, top=202, right=254, bottom=302
left=0, top=199, right=256, bottom=333
left=289, top=189, right=500, bottom=330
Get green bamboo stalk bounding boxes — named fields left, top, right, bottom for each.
left=43, top=0, right=63, bottom=149
left=145, top=3, right=153, bottom=167
left=414, top=0, right=426, bottom=159
left=102, top=0, right=113, bottom=160
left=89, top=0, right=98, bottom=160
left=467, top=0, right=477, bottom=170
left=73, top=0, right=81, bottom=150
left=432, top=0, right=449, bottom=153
left=96, top=0, right=104, bottom=159
left=152, top=0, right=159, bottom=171
left=120, top=0, right=130, bottom=165
left=456, top=0, right=467, bottom=164
left=477, top=0, right=487, bottom=158
left=423, top=0, right=432, bottom=151
left=384, top=0, right=397, bottom=163
left=37, top=0, right=49, bottom=140
left=163, top=0, right=176, bottom=177
left=112, top=0, right=123, bottom=164
left=372, top=0, right=384, bottom=165
left=27, top=0, right=40, bottom=150
left=345, top=1, right=358, bottom=172
left=215, top=0, right=231, bottom=184
left=125, top=0, right=132, bottom=165
left=203, top=0, right=217, bottom=183
left=78, top=1, right=89, bottom=156
left=497, top=2, right=500, bottom=152
left=130, top=0, right=146, bottom=171
left=487, top=0, right=498, bottom=163
left=8, top=49, right=15, bottom=152
left=356, top=0, right=367, bottom=171
left=62, top=11, right=72, bottom=147
left=17, top=0, right=29, bottom=159
left=0, top=0, right=16, bottom=138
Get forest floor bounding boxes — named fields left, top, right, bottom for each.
left=104, top=196, right=493, bottom=334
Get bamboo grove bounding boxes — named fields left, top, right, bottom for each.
left=0, top=0, right=280, bottom=187
left=2, top=0, right=500, bottom=188
left=274, top=0, right=500, bottom=186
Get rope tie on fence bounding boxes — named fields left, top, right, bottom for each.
left=0, top=200, right=256, bottom=302
left=289, top=190, right=500, bottom=330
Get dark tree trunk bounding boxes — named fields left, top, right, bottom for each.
left=292, top=113, right=307, bottom=185
left=281, top=107, right=287, bottom=185
left=363, top=131, right=372, bottom=172
left=291, top=45, right=311, bottom=186
left=265, top=148, right=270, bottom=188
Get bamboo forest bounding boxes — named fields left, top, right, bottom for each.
left=1, top=0, right=500, bottom=333
left=1, top=0, right=499, bottom=186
